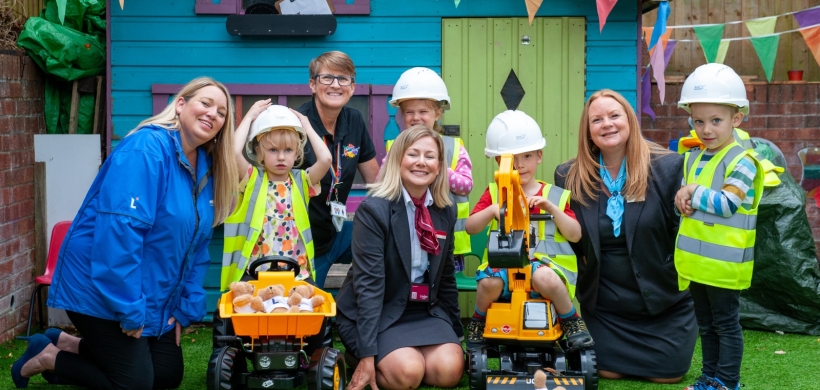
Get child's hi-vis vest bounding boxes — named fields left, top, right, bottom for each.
left=386, top=135, right=471, bottom=255
left=478, top=181, right=578, bottom=298
left=220, top=168, right=314, bottom=291
left=675, top=142, right=764, bottom=291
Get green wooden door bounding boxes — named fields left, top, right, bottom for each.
left=442, top=17, right=586, bottom=207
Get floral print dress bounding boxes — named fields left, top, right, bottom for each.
left=249, top=176, right=313, bottom=280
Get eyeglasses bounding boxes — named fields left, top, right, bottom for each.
left=314, top=74, right=354, bottom=86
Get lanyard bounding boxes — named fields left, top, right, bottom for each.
left=324, top=137, right=342, bottom=205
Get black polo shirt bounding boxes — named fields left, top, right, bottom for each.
left=296, top=99, right=376, bottom=256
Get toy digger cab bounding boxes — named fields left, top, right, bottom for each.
left=207, top=256, right=346, bottom=390
left=467, top=155, right=597, bottom=390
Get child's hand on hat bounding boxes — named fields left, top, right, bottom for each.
left=290, top=108, right=314, bottom=134
left=246, top=98, right=272, bottom=122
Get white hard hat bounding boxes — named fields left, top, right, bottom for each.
left=484, top=110, right=546, bottom=157
left=678, top=63, right=749, bottom=115
left=389, top=67, right=451, bottom=110
left=244, top=105, right=305, bottom=166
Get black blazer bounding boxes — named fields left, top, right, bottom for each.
left=336, top=195, right=462, bottom=358
left=554, top=151, right=690, bottom=316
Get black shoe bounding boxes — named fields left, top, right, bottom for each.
left=560, top=317, right=594, bottom=352
left=466, top=318, right=486, bottom=347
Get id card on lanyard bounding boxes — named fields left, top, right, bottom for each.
left=326, top=138, right=346, bottom=232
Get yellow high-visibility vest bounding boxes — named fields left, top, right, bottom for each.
left=386, top=135, right=471, bottom=255
left=477, top=181, right=578, bottom=297
left=675, top=142, right=764, bottom=290
left=220, top=168, right=314, bottom=291
left=678, top=128, right=782, bottom=187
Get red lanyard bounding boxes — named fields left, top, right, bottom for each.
left=324, top=136, right=342, bottom=204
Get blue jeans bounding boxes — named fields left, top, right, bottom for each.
left=312, top=220, right=353, bottom=288
left=689, top=282, right=743, bottom=388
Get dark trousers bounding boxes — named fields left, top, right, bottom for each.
left=53, top=311, right=183, bottom=390
left=689, top=282, right=743, bottom=388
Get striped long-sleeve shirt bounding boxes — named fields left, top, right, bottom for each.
left=682, top=152, right=758, bottom=217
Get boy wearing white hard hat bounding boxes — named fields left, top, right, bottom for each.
left=464, top=109, right=593, bottom=353
left=675, top=63, right=764, bottom=390
left=221, top=102, right=332, bottom=287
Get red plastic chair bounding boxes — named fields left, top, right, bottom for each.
left=18, top=221, right=71, bottom=339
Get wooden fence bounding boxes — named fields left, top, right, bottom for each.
left=7, top=0, right=44, bottom=18
left=642, top=0, right=820, bottom=82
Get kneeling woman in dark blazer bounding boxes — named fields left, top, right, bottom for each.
left=337, top=125, right=464, bottom=390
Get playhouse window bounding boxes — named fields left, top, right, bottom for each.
left=195, top=0, right=370, bottom=15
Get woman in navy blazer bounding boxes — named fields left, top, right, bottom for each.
left=554, top=90, right=697, bottom=383
left=336, top=125, right=464, bottom=390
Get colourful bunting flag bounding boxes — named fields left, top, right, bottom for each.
left=664, top=40, right=677, bottom=67
left=693, top=24, right=725, bottom=63
left=745, top=16, right=777, bottom=37
left=57, top=0, right=66, bottom=24
left=750, top=35, right=779, bottom=81
left=596, top=0, right=618, bottom=32
left=119, top=0, right=124, bottom=10
left=793, top=7, right=820, bottom=28
left=714, top=40, right=731, bottom=64
left=641, top=67, right=655, bottom=120
left=643, top=27, right=671, bottom=57
left=798, top=25, right=820, bottom=71
left=650, top=42, right=667, bottom=103
left=648, top=1, right=670, bottom=50
left=526, top=0, right=543, bottom=25
left=454, top=0, right=460, bottom=7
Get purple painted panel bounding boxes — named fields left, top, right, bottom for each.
left=152, top=83, right=369, bottom=96
left=331, top=0, right=370, bottom=15
left=369, top=94, right=388, bottom=164
left=346, top=195, right=364, bottom=213
left=278, top=96, right=288, bottom=106
left=153, top=94, right=170, bottom=115
left=371, top=85, right=393, bottom=95
left=195, top=0, right=239, bottom=15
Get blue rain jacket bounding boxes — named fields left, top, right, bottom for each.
left=48, top=125, right=215, bottom=337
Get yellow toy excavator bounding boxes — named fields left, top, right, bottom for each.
left=466, top=154, right=597, bottom=390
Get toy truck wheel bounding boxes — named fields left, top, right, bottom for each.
left=308, top=347, right=347, bottom=390
left=207, top=346, right=245, bottom=390
left=467, top=347, right=488, bottom=390
left=578, top=349, right=597, bottom=390
left=212, top=307, right=234, bottom=351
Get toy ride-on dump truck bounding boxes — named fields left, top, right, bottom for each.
left=207, top=256, right=346, bottom=390
left=466, top=155, right=597, bottom=390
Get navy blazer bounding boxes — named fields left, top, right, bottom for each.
left=336, top=195, right=462, bottom=358
left=554, top=151, right=691, bottom=316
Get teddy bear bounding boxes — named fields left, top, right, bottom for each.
left=287, top=285, right=325, bottom=313
left=230, top=282, right=256, bottom=314
left=251, top=284, right=290, bottom=313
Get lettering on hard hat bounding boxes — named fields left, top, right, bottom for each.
left=516, top=135, right=526, bottom=140
left=275, top=115, right=287, bottom=120
left=400, top=85, right=409, bottom=89
left=694, top=85, right=705, bottom=91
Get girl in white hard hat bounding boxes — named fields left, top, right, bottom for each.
left=221, top=101, right=332, bottom=286
left=388, top=67, right=473, bottom=271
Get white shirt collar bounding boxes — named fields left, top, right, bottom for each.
left=401, top=186, right=434, bottom=208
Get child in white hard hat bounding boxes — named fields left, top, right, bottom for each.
left=464, top=109, right=593, bottom=353
left=221, top=101, right=332, bottom=288
left=675, top=63, right=764, bottom=390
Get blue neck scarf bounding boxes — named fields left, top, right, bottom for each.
left=600, top=155, right=627, bottom=237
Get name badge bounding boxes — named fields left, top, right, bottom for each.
left=330, top=201, right=346, bottom=232
left=410, top=283, right=429, bottom=302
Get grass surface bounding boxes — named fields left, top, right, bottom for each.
left=2, top=326, right=819, bottom=389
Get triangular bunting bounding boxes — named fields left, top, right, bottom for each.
left=664, top=40, right=677, bottom=67
left=641, top=66, right=655, bottom=120
left=798, top=25, right=820, bottom=70
left=643, top=27, right=672, bottom=58
left=119, top=0, right=124, bottom=10
left=596, top=0, right=618, bottom=32
left=715, top=39, right=731, bottom=64
left=650, top=42, right=667, bottom=103
left=693, top=24, right=725, bottom=63
left=648, top=1, right=670, bottom=50
left=749, top=35, right=779, bottom=81
left=525, top=0, right=543, bottom=25
left=794, top=7, right=820, bottom=28
left=454, top=0, right=460, bottom=7
left=57, top=0, right=66, bottom=24
left=745, top=16, right=777, bottom=37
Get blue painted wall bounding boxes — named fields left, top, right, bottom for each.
left=110, top=0, right=639, bottom=319
left=110, top=0, right=639, bottom=138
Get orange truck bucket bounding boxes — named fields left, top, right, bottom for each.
left=218, top=272, right=336, bottom=339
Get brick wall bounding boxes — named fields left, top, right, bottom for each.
left=642, top=81, right=820, bottom=259
left=0, top=52, right=46, bottom=342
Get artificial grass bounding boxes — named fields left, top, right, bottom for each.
left=2, top=326, right=818, bottom=389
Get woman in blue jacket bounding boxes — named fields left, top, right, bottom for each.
left=11, top=77, right=239, bottom=389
